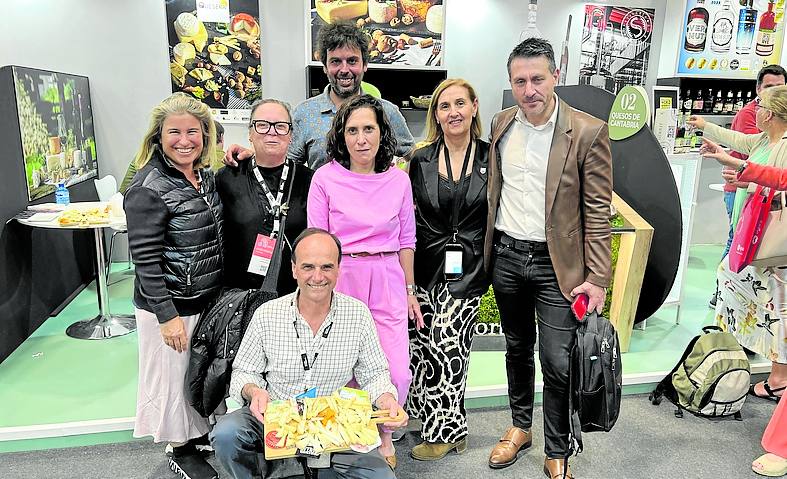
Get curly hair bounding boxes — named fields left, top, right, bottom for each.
left=326, top=95, right=396, bottom=173
left=316, top=22, right=370, bottom=66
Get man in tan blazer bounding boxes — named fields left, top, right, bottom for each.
left=484, top=38, right=612, bottom=479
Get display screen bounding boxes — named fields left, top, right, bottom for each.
left=12, top=66, right=98, bottom=202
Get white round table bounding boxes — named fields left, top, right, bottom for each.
left=18, top=202, right=135, bottom=339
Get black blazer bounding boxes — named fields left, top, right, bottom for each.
left=409, top=139, right=490, bottom=298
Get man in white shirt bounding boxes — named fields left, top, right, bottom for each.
left=211, top=228, right=407, bottom=479
left=483, top=38, right=613, bottom=479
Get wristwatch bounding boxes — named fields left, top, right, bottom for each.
left=406, top=283, right=416, bottom=296
left=736, top=161, right=748, bottom=175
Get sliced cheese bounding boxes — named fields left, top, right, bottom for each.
left=369, top=0, right=396, bottom=24
left=316, top=0, right=368, bottom=24
left=209, top=53, right=232, bottom=66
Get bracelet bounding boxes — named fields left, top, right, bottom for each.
left=736, top=161, right=748, bottom=174
left=406, top=283, right=416, bottom=296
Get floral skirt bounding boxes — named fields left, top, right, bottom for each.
left=715, top=260, right=787, bottom=364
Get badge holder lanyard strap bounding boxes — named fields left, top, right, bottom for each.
left=443, top=140, right=473, bottom=243
left=258, top=160, right=300, bottom=293
left=250, top=157, right=291, bottom=238
left=291, top=305, right=334, bottom=393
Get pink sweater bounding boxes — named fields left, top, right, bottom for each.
left=307, top=160, right=416, bottom=253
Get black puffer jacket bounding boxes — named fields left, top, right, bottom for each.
left=186, top=288, right=277, bottom=416
left=125, top=151, right=224, bottom=322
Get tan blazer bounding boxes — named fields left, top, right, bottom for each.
left=484, top=99, right=613, bottom=299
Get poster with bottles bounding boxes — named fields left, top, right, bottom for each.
left=579, top=5, right=655, bottom=94
left=11, top=67, right=98, bottom=202
left=677, top=0, right=785, bottom=78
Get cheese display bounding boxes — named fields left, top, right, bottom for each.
left=264, top=389, right=397, bottom=459
left=316, top=0, right=369, bottom=24
left=58, top=205, right=112, bottom=226
left=173, top=42, right=196, bottom=66
left=368, top=0, right=397, bottom=24
left=425, top=4, right=444, bottom=34
left=229, top=13, right=260, bottom=42
left=174, top=12, right=208, bottom=53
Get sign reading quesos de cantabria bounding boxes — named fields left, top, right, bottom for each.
left=608, top=85, right=650, bottom=141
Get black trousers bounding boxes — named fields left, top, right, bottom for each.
left=491, top=231, right=576, bottom=458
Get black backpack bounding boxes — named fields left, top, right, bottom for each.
left=568, top=311, right=623, bottom=455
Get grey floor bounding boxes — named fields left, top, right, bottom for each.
left=2, top=394, right=780, bottom=479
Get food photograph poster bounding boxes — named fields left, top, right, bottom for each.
left=308, top=0, right=445, bottom=68
left=677, top=0, right=786, bottom=78
left=13, top=67, right=98, bottom=202
left=165, top=0, right=262, bottom=110
left=579, top=5, right=655, bottom=94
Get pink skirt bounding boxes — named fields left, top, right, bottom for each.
left=133, top=308, right=210, bottom=444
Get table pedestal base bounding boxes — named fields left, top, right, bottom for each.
left=66, top=314, right=136, bottom=339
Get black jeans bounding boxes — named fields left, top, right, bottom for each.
left=492, top=232, right=576, bottom=458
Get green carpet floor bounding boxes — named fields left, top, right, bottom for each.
left=0, top=245, right=758, bottom=452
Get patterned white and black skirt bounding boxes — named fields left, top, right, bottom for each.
left=407, top=283, right=481, bottom=443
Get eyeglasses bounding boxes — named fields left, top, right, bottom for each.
left=250, top=120, right=292, bottom=135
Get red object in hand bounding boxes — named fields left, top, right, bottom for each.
left=572, top=293, right=590, bottom=321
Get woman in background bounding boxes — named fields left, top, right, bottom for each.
left=125, top=92, right=223, bottom=479
left=307, top=95, right=422, bottom=469
left=689, top=86, right=787, bottom=403
left=406, top=78, right=489, bottom=461
left=699, top=139, right=787, bottom=477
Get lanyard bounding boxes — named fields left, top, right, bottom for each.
left=443, top=140, right=473, bottom=242
left=291, top=301, right=334, bottom=392
left=251, top=158, right=290, bottom=237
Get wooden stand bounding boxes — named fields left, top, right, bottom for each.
left=610, top=193, right=654, bottom=352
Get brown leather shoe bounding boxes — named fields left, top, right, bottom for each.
left=543, top=457, right=573, bottom=479
left=488, top=426, right=532, bottom=469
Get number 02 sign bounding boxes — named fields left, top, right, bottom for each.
left=608, top=85, right=650, bottom=141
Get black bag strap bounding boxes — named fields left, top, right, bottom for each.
left=260, top=160, right=299, bottom=294
left=650, top=333, right=703, bottom=404
left=702, top=325, right=723, bottom=334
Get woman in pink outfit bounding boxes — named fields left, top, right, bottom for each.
left=308, top=95, right=423, bottom=469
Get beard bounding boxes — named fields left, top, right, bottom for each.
left=329, top=74, right=361, bottom=98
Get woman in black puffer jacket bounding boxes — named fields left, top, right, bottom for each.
left=125, top=92, right=222, bottom=479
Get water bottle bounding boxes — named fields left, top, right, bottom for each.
left=55, top=182, right=70, bottom=206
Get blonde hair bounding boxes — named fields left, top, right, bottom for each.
left=759, top=85, right=787, bottom=123
left=133, top=92, right=216, bottom=170
left=424, top=78, right=482, bottom=144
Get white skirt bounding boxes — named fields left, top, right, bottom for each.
left=133, top=308, right=210, bottom=444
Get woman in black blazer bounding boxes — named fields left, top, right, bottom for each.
left=407, top=78, right=489, bottom=461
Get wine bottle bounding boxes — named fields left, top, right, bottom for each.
left=737, top=0, right=758, bottom=54
left=713, top=90, right=724, bottom=114
left=685, top=0, right=710, bottom=52
left=756, top=1, right=777, bottom=56
left=723, top=90, right=735, bottom=114
left=711, top=0, right=736, bottom=53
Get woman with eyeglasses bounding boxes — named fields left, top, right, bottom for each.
left=216, top=99, right=314, bottom=293
left=688, top=85, right=787, bottom=406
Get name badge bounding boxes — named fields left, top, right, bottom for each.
left=444, top=243, right=463, bottom=281
left=247, top=234, right=276, bottom=276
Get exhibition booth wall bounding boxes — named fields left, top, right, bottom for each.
left=0, top=0, right=778, bottom=450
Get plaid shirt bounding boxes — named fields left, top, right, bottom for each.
left=229, top=290, right=397, bottom=405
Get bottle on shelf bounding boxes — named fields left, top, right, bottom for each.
left=713, top=90, right=724, bottom=114
left=711, top=0, right=736, bottom=53
left=685, top=0, right=710, bottom=52
left=683, top=89, right=694, bottom=114
left=757, top=1, right=777, bottom=56
left=55, top=183, right=70, bottom=206
left=737, top=0, right=758, bottom=54
left=723, top=90, right=735, bottom=114
left=746, top=90, right=754, bottom=105
left=519, top=0, right=543, bottom=41
left=703, top=88, right=715, bottom=113
left=734, top=90, right=745, bottom=113
left=692, top=88, right=705, bottom=113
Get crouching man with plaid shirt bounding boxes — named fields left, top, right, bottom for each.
left=211, top=228, right=407, bottom=479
